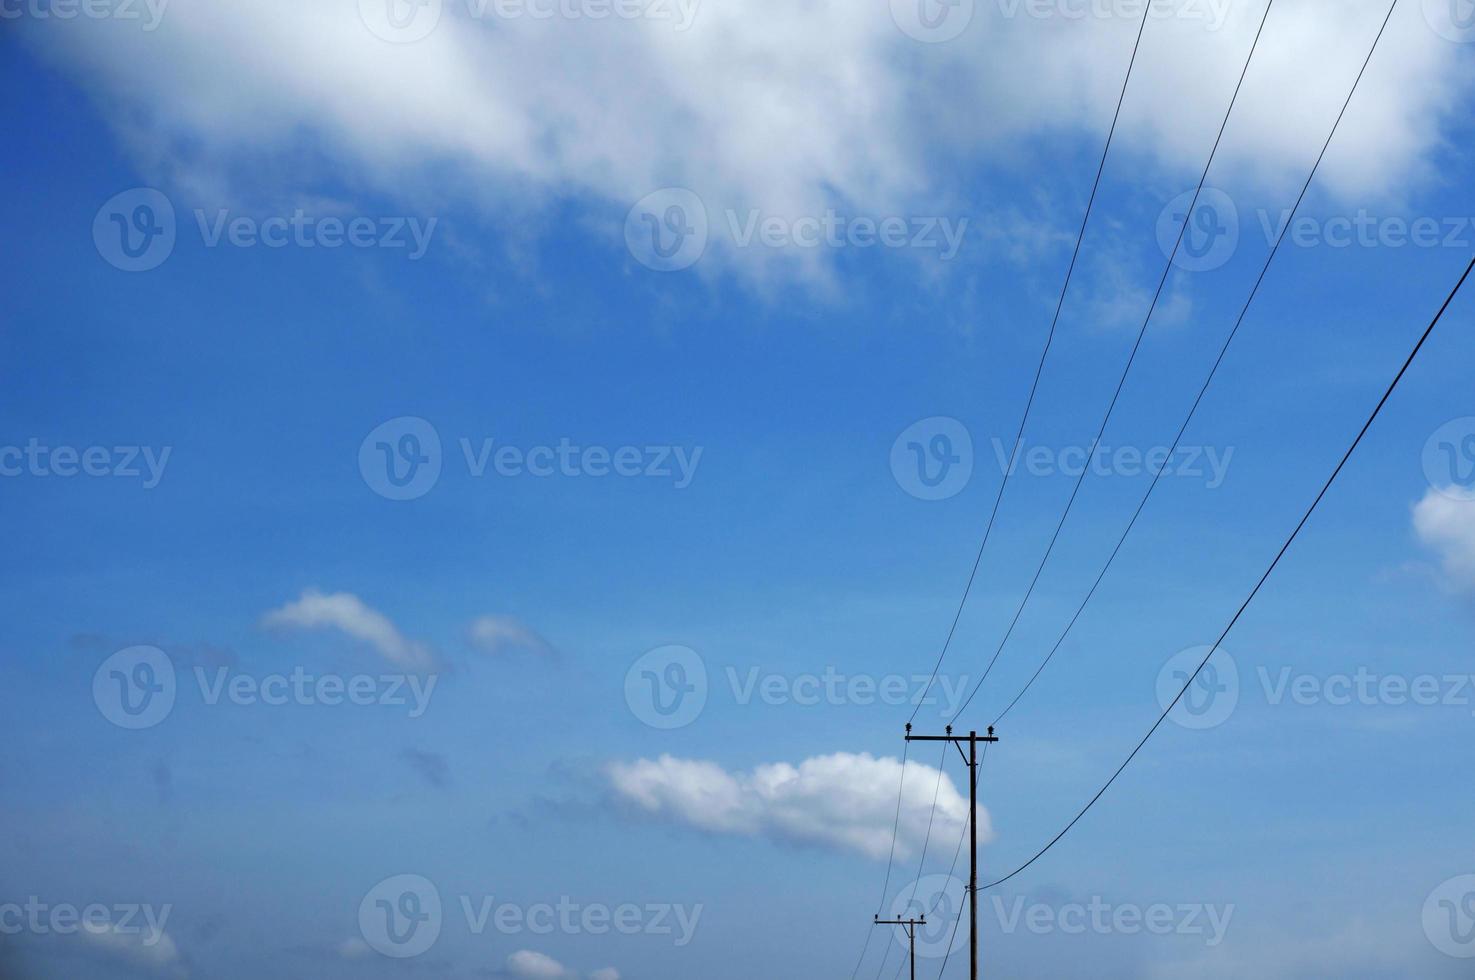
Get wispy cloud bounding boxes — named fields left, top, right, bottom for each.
left=467, top=614, right=558, bottom=659
left=606, top=752, right=981, bottom=860
left=261, top=589, right=435, bottom=670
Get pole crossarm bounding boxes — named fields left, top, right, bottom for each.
left=900, top=724, right=998, bottom=980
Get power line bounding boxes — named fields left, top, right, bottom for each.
left=928, top=744, right=989, bottom=980
left=950, top=0, right=1280, bottom=722
left=908, top=0, right=1156, bottom=726
left=983, top=253, right=1475, bottom=892
left=862, top=739, right=913, bottom=980
left=988, top=0, right=1401, bottom=730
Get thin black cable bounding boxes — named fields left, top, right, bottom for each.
left=875, top=739, right=911, bottom=912
left=908, top=0, right=1156, bottom=725
left=887, top=742, right=960, bottom=980
left=951, top=0, right=1279, bottom=722
left=865, top=739, right=912, bottom=980
left=990, top=0, right=1400, bottom=729
left=929, top=744, right=989, bottom=980
left=849, top=927, right=876, bottom=980
left=910, top=742, right=952, bottom=902
left=983, top=253, right=1475, bottom=891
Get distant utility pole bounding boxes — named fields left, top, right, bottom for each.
left=904, top=723, right=998, bottom=980
left=874, top=914, right=926, bottom=980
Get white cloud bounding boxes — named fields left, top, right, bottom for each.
left=21, top=0, right=1470, bottom=286
left=337, top=937, right=372, bottom=959
left=506, top=950, right=576, bottom=980
left=1412, top=489, right=1475, bottom=591
left=467, top=614, right=557, bottom=658
left=261, top=589, right=434, bottom=669
left=77, top=924, right=185, bottom=978
left=606, top=752, right=982, bottom=860
left=588, top=969, right=621, bottom=980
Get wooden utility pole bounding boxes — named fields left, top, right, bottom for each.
left=874, top=914, right=926, bottom=980
left=904, top=723, right=997, bottom=980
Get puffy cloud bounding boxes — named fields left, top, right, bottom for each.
left=467, top=614, right=558, bottom=659
left=19, top=0, right=1469, bottom=285
left=260, top=589, right=434, bottom=670
left=506, top=950, right=576, bottom=980
left=606, top=752, right=982, bottom=860
left=1412, top=489, right=1475, bottom=591
left=77, top=923, right=185, bottom=977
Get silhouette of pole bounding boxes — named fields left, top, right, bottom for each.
left=874, top=914, right=926, bottom=980
left=905, top=723, right=998, bottom=980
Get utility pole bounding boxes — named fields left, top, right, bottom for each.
left=904, top=723, right=997, bottom=980
left=874, top=914, right=926, bottom=980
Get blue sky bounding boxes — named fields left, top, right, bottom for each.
left=4, top=1, right=1475, bottom=978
